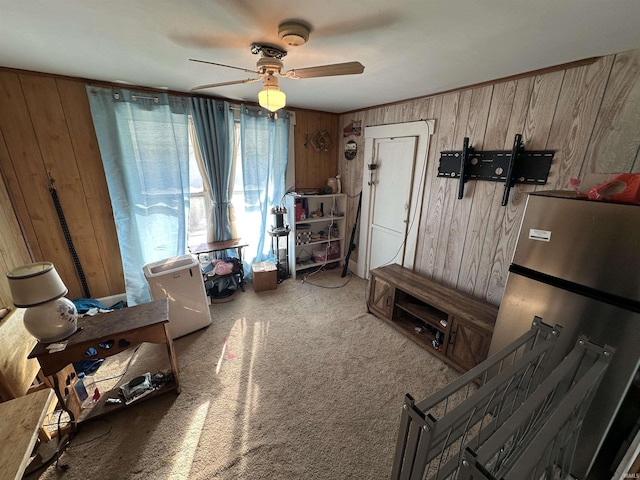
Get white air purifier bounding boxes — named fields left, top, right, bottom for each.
left=143, top=254, right=212, bottom=339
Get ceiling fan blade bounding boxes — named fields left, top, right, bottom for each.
left=191, top=77, right=261, bottom=91
left=313, top=13, right=401, bottom=39
left=171, top=33, right=248, bottom=50
left=284, top=62, right=365, bottom=79
left=189, top=58, right=259, bottom=75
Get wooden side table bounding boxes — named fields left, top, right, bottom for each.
left=0, top=388, right=56, bottom=480
left=191, top=238, right=248, bottom=291
left=28, top=299, right=180, bottom=424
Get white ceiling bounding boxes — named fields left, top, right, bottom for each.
left=2, top=0, right=640, bottom=113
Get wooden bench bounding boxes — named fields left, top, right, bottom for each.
left=0, top=388, right=56, bottom=479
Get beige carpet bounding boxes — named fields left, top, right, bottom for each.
left=33, top=269, right=460, bottom=480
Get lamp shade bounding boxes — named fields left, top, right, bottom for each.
left=7, top=262, right=68, bottom=307
left=258, top=86, right=286, bottom=112
left=7, top=262, right=77, bottom=343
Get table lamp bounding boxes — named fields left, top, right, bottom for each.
left=6, top=262, right=77, bottom=343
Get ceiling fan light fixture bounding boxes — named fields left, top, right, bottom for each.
left=259, top=85, right=286, bottom=112
left=258, top=74, right=286, bottom=112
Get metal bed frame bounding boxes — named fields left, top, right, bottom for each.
left=391, top=317, right=614, bottom=480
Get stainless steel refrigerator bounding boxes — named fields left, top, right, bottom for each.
left=488, top=190, right=640, bottom=479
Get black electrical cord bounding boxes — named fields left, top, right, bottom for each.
left=54, top=408, right=71, bottom=472
left=25, top=416, right=112, bottom=477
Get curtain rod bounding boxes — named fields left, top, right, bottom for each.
left=109, top=92, right=159, bottom=102
left=225, top=105, right=290, bottom=116
left=115, top=96, right=286, bottom=114
left=108, top=92, right=186, bottom=105
left=131, top=94, right=159, bottom=103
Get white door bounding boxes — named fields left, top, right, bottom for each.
left=355, top=121, right=434, bottom=280
left=367, top=137, right=417, bottom=271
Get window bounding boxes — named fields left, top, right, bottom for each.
left=187, top=121, right=209, bottom=249
left=187, top=121, right=247, bottom=248
left=187, top=111, right=295, bottom=263
left=229, top=122, right=259, bottom=247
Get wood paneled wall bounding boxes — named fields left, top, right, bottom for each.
left=0, top=49, right=638, bottom=308
left=338, top=49, right=640, bottom=305
left=0, top=169, right=32, bottom=310
left=0, top=69, right=339, bottom=306
left=292, top=108, right=339, bottom=190
left=0, top=72, right=125, bottom=307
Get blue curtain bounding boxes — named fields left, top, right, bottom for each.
left=189, top=98, right=234, bottom=242
left=240, top=106, right=290, bottom=275
left=86, top=86, right=190, bottom=305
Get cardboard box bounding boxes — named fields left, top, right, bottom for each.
left=252, top=262, right=278, bottom=292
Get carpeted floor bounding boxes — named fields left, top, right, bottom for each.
left=32, top=269, right=460, bottom=480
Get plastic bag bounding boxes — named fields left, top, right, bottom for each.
left=587, top=173, right=640, bottom=204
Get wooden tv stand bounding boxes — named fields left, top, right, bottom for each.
left=366, top=264, right=498, bottom=372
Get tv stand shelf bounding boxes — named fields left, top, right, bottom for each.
left=396, top=298, right=448, bottom=330
left=366, top=264, right=498, bottom=372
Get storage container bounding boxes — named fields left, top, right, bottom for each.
left=252, top=262, right=278, bottom=292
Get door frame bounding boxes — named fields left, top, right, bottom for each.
left=356, top=120, right=434, bottom=279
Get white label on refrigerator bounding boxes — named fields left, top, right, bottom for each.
left=529, top=229, right=551, bottom=242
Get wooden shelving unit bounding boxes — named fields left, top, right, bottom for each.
left=367, top=264, right=498, bottom=372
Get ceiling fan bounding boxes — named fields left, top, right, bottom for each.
left=189, top=21, right=365, bottom=112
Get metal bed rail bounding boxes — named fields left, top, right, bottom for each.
left=391, top=318, right=562, bottom=480
left=459, top=336, right=614, bottom=480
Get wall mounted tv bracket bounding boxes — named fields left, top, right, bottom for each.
left=438, top=134, right=554, bottom=205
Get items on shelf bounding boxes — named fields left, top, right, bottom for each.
left=120, top=372, right=154, bottom=405
left=296, top=228, right=312, bottom=245
left=191, top=239, right=248, bottom=295
left=201, top=258, right=236, bottom=276
left=286, top=192, right=347, bottom=279
left=312, top=241, right=340, bottom=263
left=327, top=175, right=342, bottom=194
